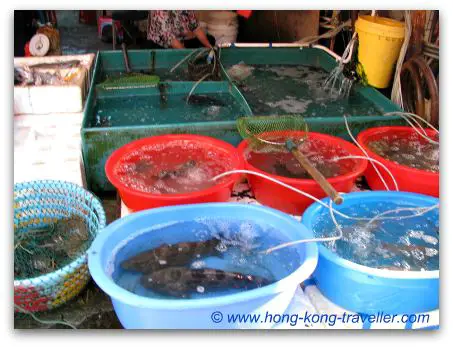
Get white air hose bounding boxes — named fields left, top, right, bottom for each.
left=211, top=169, right=437, bottom=253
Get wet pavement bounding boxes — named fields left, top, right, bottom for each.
left=57, top=10, right=111, bottom=55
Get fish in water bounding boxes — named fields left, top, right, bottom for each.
left=273, top=158, right=340, bottom=179
left=158, top=160, right=197, bottom=179
left=367, top=139, right=439, bottom=173
left=121, top=238, right=223, bottom=273
left=140, top=267, right=272, bottom=298
left=158, top=83, right=168, bottom=108
left=186, top=94, right=226, bottom=107
left=273, top=161, right=303, bottom=179
left=380, top=241, right=437, bottom=257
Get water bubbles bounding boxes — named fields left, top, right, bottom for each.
left=411, top=248, right=425, bottom=261
left=407, top=230, right=424, bottom=239
left=216, top=242, right=228, bottom=253
left=112, top=140, right=234, bottom=194
left=90, top=91, right=246, bottom=128
left=196, top=286, right=205, bottom=293
left=368, top=135, right=439, bottom=172
left=425, top=248, right=438, bottom=257
left=194, top=228, right=209, bottom=240
left=400, top=260, right=411, bottom=271
left=238, top=257, right=246, bottom=265
left=313, top=201, right=439, bottom=271
left=422, top=235, right=438, bottom=245
left=191, top=260, right=206, bottom=269
left=399, top=235, right=411, bottom=246
left=232, top=64, right=381, bottom=117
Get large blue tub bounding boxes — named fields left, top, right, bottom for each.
left=302, top=191, right=439, bottom=315
left=88, top=203, right=318, bottom=329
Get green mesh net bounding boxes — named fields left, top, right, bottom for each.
left=97, top=73, right=160, bottom=90
left=237, top=115, right=309, bottom=149
left=14, top=180, right=106, bottom=314
left=14, top=214, right=93, bottom=280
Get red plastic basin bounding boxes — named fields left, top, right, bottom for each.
left=357, top=126, right=439, bottom=197
left=237, top=132, right=368, bottom=215
left=105, top=135, right=243, bottom=211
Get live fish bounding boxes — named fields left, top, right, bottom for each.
left=368, top=139, right=439, bottom=173
left=140, top=267, right=272, bottom=298
left=273, top=158, right=340, bottom=179
left=186, top=94, right=226, bottom=107
left=121, top=238, right=223, bottom=273
left=33, top=215, right=90, bottom=258
left=158, top=83, right=168, bottom=108
left=380, top=242, right=437, bottom=256
left=158, top=160, right=197, bottom=179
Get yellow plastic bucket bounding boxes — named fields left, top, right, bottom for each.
left=355, top=15, right=405, bottom=88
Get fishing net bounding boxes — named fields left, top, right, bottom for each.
left=14, top=180, right=106, bottom=312
left=97, top=73, right=160, bottom=90
left=97, top=43, right=160, bottom=90
left=237, top=114, right=354, bottom=204
left=237, top=115, right=309, bottom=149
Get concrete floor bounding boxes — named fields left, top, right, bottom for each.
left=57, top=10, right=111, bottom=55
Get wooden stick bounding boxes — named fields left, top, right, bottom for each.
left=289, top=146, right=343, bottom=205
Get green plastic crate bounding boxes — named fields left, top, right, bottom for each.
left=82, top=61, right=252, bottom=193
left=81, top=47, right=403, bottom=194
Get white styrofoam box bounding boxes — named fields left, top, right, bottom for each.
left=14, top=54, right=95, bottom=115
left=14, top=113, right=84, bottom=186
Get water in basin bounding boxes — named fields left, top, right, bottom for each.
left=312, top=202, right=439, bottom=271
left=367, top=133, right=439, bottom=173
left=244, top=136, right=360, bottom=179
left=110, top=218, right=301, bottom=299
left=231, top=64, right=384, bottom=117
left=112, top=139, right=234, bottom=194
left=88, top=92, right=248, bottom=128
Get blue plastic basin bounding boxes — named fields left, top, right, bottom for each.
left=302, top=191, right=439, bottom=315
left=88, top=203, right=318, bottom=329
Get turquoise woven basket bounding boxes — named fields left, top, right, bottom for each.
left=14, top=180, right=106, bottom=312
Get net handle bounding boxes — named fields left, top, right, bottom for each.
left=286, top=140, right=343, bottom=205
left=121, top=43, right=132, bottom=74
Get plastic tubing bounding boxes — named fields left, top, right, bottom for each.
left=212, top=169, right=438, bottom=253
left=343, top=115, right=391, bottom=190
